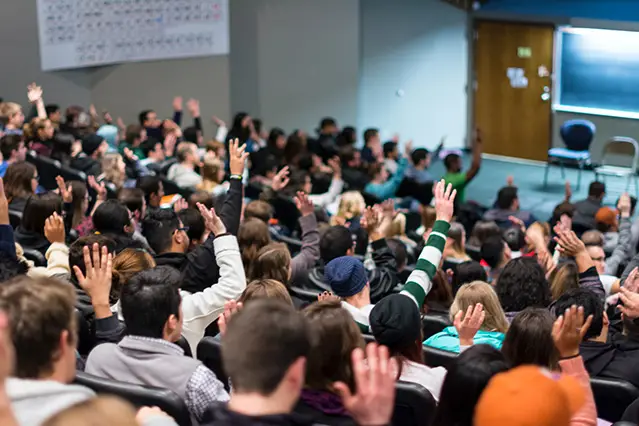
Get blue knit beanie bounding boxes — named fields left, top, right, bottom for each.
left=325, top=256, right=368, bottom=298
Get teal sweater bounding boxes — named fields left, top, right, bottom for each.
left=364, top=157, right=408, bottom=201
left=423, top=327, right=505, bottom=353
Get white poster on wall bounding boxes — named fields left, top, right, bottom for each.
left=37, top=0, right=230, bottom=71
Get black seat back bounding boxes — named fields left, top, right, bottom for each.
left=74, top=372, right=192, bottom=426
left=289, top=286, right=320, bottom=305
left=393, top=381, right=436, bottom=426
left=272, top=232, right=303, bottom=257
left=58, top=164, right=87, bottom=184
left=422, top=345, right=458, bottom=369
left=174, top=335, right=193, bottom=357
left=271, top=195, right=300, bottom=235
left=26, top=151, right=61, bottom=191
left=422, top=314, right=451, bottom=340
left=22, top=248, right=46, bottom=267
left=591, top=377, right=639, bottom=422
left=8, top=209, right=22, bottom=229
left=196, top=337, right=229, bottom=391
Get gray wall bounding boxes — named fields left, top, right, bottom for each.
left=359, top=0, right=469, bottom=149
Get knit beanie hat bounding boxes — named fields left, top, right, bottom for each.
left=325, top=256, right=368, bottom=298
left=369, top=294, right=421, bottom=348
left=474, top=365, right=585, bottom=426
left=82, top=134, right=105, bottom=156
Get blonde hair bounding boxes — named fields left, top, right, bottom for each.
left=111, top=248, right=156, bottom=304
left=331, top=191, right=365, bottom=226
left=450, top=281, right=509, bottom=333
left=526, top=221, right=550, bottom=251
left=0, top=102, right=22, bottom=126
left=239, top=279, right=293, bottom=305
left=387, top=213, right=407, bottom=238
left=549, top=262, right=579, bottom=301
left=43, top=396, right=138, bottom=426
left=247, top=243, right=291, bottom=286
left=23, top=117, right=51, bottom=141
left=197, top=157, right=224, bottom=192
left=581, top=230, right=604, bottom=247
left=421, top=205, right=436, bottom=230
left=100, top=153, right=126, bottom=188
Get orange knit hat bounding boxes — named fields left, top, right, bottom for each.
left=474, top=366, right=585, bottom=426
left=595, top=207, right=618, bottom=228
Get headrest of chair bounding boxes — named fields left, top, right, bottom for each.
left=560, top=120, right=596, bottom=151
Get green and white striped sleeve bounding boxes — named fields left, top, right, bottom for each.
left=401, top=220, right=450, bottom=307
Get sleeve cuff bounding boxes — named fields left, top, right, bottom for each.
left=95, top=314, right=121, bottom=332
left=371, top=238, right=388, bottom=251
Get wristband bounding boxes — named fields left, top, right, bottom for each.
left=229, top=174, right=243, bottom=180
left=559, top=353, right=580, bottom=361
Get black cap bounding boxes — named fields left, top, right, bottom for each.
left=370, top=294, right=421, bottom=348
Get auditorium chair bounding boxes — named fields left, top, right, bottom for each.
left=8, top=209, right=22, bottom=229
left=422, top=345, right=458, bottom=369
left=422, top=314, right=451, bottom=340
left=58, top=164, right=87, bottom=184
left=174, top=336, right=193, bottom=358
left=26, top=151, right=60, bottom=191
left=196, top=337, right=229, bottom=391
left=544, top=119, right=595, bottom=190
left=74, top=372, right=192, bottom=426
left=271, top=232, right=303, bottom=257
left=288, top=286, right=321, bottom=306
left=393, top=381, right=437, bottom=426
left=271, top=195, right=300, bottom=236
left=591, top=377, right=639, bottom=422
left=22, top=248, right=46, bottom=267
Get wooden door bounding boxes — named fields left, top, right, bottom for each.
left=473, top=21, right=554, bottom=162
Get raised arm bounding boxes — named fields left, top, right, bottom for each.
left=187, top=98, right=202, bottom=134
left=219, top=139, right=248, bottom=235
left=172, top=96, right=183, bottom=127
left=290, top=192, right=320, bottom=285
left=27, top=83, right=46, bottom=120
left=606, top=193, right=633, bottom=275
left=465, top=128, right=483, bottom=183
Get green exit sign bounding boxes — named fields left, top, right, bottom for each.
left=518, top=47, right=532, bottom=58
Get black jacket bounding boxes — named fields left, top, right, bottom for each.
left=202, top=404, right=314, bottom=426
left=70, top=154, right=102, bottom=177
left=342, top=167, right=370, bottom=192
left=572, top=196, right=602, bottom=230
left=298, top=239, right=399, bottom=303
left=14, top=227, right=50, bottom=257
left=580, top=332, right=639, bottom=388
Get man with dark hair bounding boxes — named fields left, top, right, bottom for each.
left=0, top=135, right=26, bottom=177
left=554, top=288, right=639, bottom=388
left=118, top=188, right=150, bottom=249
left=442, top=129, right=483, bottom=204
left=178, top=208, right=206, bottom=250
left=483, top=186, right=536, bottom=228
left=119, top=124, right=147, bottom=159
left=136, top=175, right=165, bottom=211
left=573, top=181, right=606, bottom=230
left=86, top=266, right=229, bottom=422
left=362, top=128, right=380, bottom=164
left=139, top=137, right=167, bottom=174
left=339, top=145, right=369, bottom=191
left=70, top=134, right=108, bottom=176
left=45, top=104, right=61, bottom=128
left=138, top=109, right=164, bottom=140
left=383, top=141, right=399, bottom=175
left=311, top=117, right=340, bottom=162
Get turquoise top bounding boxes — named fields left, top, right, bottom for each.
left=423, top=326, right=505, bottom=353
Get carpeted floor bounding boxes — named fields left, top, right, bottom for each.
left=428, top=155, right=639, bottom=221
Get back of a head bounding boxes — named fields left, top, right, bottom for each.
left=325, top=256, right=368, bottom=299
left=247, top=243, right=291, bottom=286
left=320, top=226, right=352, bottom=263
left=92, top=200, right=131, bottom=236
left=432, top=344, right=509, bottom=426
left=363, top=128, right=379, bottom=145
left=0, top=134, right=22, bottom=160
left=43, top=396, right=138, bottom=426
left=451, top=281, right=508, bottom=333
left=554, top=288, right=604, bottom=340
left=239, top=279, right=293, bottom=306
left=244, top=200, right=273, bottom=223
left=238, top=218, right=271, bottom=272
left=176, top=142, right=197, bottom=163
left=136, top=175, right=161, bottom=203
left=549, top=262, right=579, bottom=301
left=581, top=230, right=604, bottom=247
left=411, top=148, right=429, bottom=165
left=4, top=161, right=36, bottom=200
left=383, top=141, right=397, bottom=158
left=468, top=220, right=501, bottom=247
left=0, top=251, right=29, bottom=283
left=496, top=257, right=550, bottom=313
left=589, top=181, right=605, bottom=198
left=496, top=186, right=518, bottom=210
left=141, top=208, right=180, bottom=254
left=189, top=190, right=214, bottom=209
left=223, top=299, right=312, bottom=395
left=480, top=236, right=505, bottom=269
left=178, top=208, right=205, bottom=245
left=0, top=276, right=76, bottom=379
left=69, top=235, right=117, bottom=278
left=421, top=205, right=436, bottom=230
left=21, top=193, right=62, bottom=235
left=502, top=308, right=558, bottom=369
left=121, top=266, right=182, bottom=338
left=111, top=248, right=156, bottom=305
left=303, top=300, right=364, bottom=392
left=452, top=261, right=487, bottom=296
left=370, top=294, right=422, bottom=362
left=503, top=226, right=525, bottom=252
left=386, top=238, right=407, bottom=270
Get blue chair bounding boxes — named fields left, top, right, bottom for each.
left=544, top=119, right=595, bottom=190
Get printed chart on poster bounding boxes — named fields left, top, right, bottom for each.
left=37, top=0, right=229, bottom=71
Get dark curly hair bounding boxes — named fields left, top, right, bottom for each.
left=495, top=257, right=550, bottom=313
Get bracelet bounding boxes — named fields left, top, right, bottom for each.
left=559, top=353, right=580, bottom=361
left=229, top=174, right=243, bottom=180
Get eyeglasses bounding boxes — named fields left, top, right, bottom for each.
left=175, top=226, right=190, bottom=233
left=33, top=175, right=40, bottom=182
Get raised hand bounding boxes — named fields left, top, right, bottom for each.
left=187, top=98, right=200, bottom=117
left=172, top=96, right=183, bottom=111
left=625, top=267, right=639, bottom=293
left=218, top=300, right=243, bottom=337
left=55, top=175, right=73, bottom=203
left=229, top=138, right=249, bottom=176
left=552, top=305, right=593, bottom=358
left=553, top=223, right=586, bottom=257
left=27, top=83, right=43, bottom=104
left=506, top=175, right=514, bottom=187
left=564, top=181, right=572, bottom=202
left=508, top=215, right=526, bottom=233
left=618, top=193, right=632, bottom=218
left=164, top=132, right=178, bottom=157
left=404, top=140, right=414, bottom=158
left=333, top=343, right=397, bottom=426
left=619, top=287, right=639, bottom=319
left=89, top=104, right=98, bottom=118
left=271, top=166, right=290, bottom=192
left=123, top=147, right=138, bottom=162
left=173, top=197, right=188, bottom=213
left=88, top=176, right=107, bottom=202
left=454, top=303, right=485, bottom=346
left=294, top=191, right=315, bottom=216
left=433, top=179, right=456, bottom=223
left=116, top=117, right=126, bottom=131
left=196, top=202, right=227, bottom=236
left=211, top=116, right=226, bottom=127
left=361, top=206, right=381, bottom=235
left=327, top=156, right=342, bottom=178
left=44, top=212, right=65, bottom=244
left=73, top=244, right=113, bottom=310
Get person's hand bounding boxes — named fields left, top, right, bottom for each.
left=404, top=140, right=413, bottom=158
left=618, top=193, right=632, bottom=218
left=136, top=407, right=172, bottom=424
left=44, top=212, right=65, bottom=244
left=123, top=147, right=139, bottom=162
left=552, top=305, right=593, bottom=358
left=55, top=176, right=73, bottom=203
left=89, top=104, right=98, bottom=118
left=187, top=98, right=200, bottom=118
left=333, top=343, right=397, bottom=426
left=537, top=248, right=556, bottom=278
left=294, top=191, right=315, bottom=217
left=624, top=267, right=639, bottom=293
left=71, top=139, right=83, bottom=157
left=196, top=203, right=227, bottom=236
left=88, top=176, right=107, bottom=202
left=564, top=181, right=572, bottom=202
left=173, top=197, right=188, bottom=213
left=0, top=178, right=9, bottom=226
left=172, top=96, right=183, bottom=111
left=164, top=132, right=178, bottom=157
left=453, top=303, right=485, bottom=346
left=211, top=116, right=226, bottom=127
left=506, top=175, right=514, bottom=187
left=228, top=138, right=249, bottom=176
left=102, top=110, right=113, bottom=124
left=218, top=300, right=243, bottom=337
left=271, top=166, right=290, bottom=192
left=72, top=244, right=113, bottom=308
left=328, top=156, right=341, bottom=178
left=361, top=206, right=381, bottom=235
left=619, top=287, right=639, bottom=319
left=27, top=82, right=43, bottom=104
left=0, top=311, right=15, bottom=385
left=433, top=179, right=456, bottom=223
left=116, top=117, right=126, bottom=131
left=318, top=291, right=340, bottom=302
left=508, top=215, right=526, bottom=233
left=553, top=223, right=587, bottom=257
left=473, top=128, right=483, bottom=145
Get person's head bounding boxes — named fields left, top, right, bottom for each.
left=287, top=169, right=312, bottom=195
left=101, top=153, right=127, bottom=188
left=138, top=110, right=160, bottom=128
left=176, top=142, right=199, bottom=166
left=125, top=124, right=146, bottom=147
left=222, top=300, right=312, bottom=407
left=387, top=213, right=407, bottom=238
left=0, top=276, right=76, bottom=382
left=332, top=191, right=365, bottom=224
left=4, top=161, right=37, bottom=199
left=549, top=262, right=579, bottom=301
left=284, top=133, right=305, bottom=166
left=595, top=206, right=618, bottom=233
left=552, top=201, right=575, bottom=228
left=24, top=117, right=55, bottom=142
left=136, top=176, right=164, bottom=208
left=244, top=200, right=274, bottom=224
left=339, top=145, right=361, bottom=168
left=584, top=244, right=606, bottom=274
left=96, top=125, right=119, bottom=149
left=43, top=396, right=139, bottom=426
left=325, top=256, right=369, bottom=301
left=503, top=226, right=526, bottom=253
left=368, top=162, right=389, bottom=182
left=0, top=102, right=24, bottom=128
left=411, top=148, right=431, bottom=169
left=386, top=238, right=407, bottom=271
left=239, top=279, right=293, bottom=306
left=141, top=208, right=190, bottom=254
left=188, top=190, right=213, bottom=209
left=432, top=345, right=509, bottom=426
left=21, top=193, right=63, bottom=236
left=45, top=104, right=61, bottom=123
left=420, top=205, right=436, bottom=231
left=443, top=153, right=462, bottom=173
left=370, top=294, right=423, bottom=365
left=267, top=128, right=287, bottom=151
left=581, top=230, right=604, bottom=247
left=320, top=226, right=354, bottom=263
left=121, top=266, right=182, bottom=342
left=50, top=133, right=75, bottom=165
left=111, top=248, right=156, bottom=305
left=496, top=257, right=551, bottom=313
left=140, top=137, right=165, bottom=162
left=481, top=236, right=511, bottom=270
left=177, top=208, right=205, bottom=249
left=451, top=281, right=508, bottom=333
left=383, top=141, right=398, bottom=160
left=319, top=117, right=338, bottom=136
left=445, top=221, right=466, bottom=256
left=554, top=288, right=605, bottom=341
left=363, top=128, right=380, bottom=147
left=496, top=186, right=519, bottom=210
left=0, top=134, right=27, bottom=163
left=451, top=261, right=488, bottom=296
left=303, top=300, right=365, bottom=392
left=588, top=181, right=606, bottom=200
left=468, top=220, right=501, bottom=247
left=92, top=200, right=133, bottom=236
left=69, top=181, right=89, bottom=228
left=247, top=243, right=292, bottom=286
left=117, top=188, right=146, bottom=224
left=238, top=218, right=271, bottom=273
left=200, top=157, right=225, bottom=184
left=0, top=251, right=29, bottom=283
left=427, top=269, right=455, bottom=310
left=81, top=134, right=108, bottom=159
left=502, top=308, right=558, bottom=369
left=69, top=235, right=116, bottom=279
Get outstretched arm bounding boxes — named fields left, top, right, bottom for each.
left=465, top=129, right=483, bottom=183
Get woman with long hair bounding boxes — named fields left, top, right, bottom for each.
left=443, top=222, right=471, bottom=262
left=196, top=156, right=228, bottom=196
left=4, top=162, right=38, bottom=213
left=24, top=117, right=55, bottom=156
left=14, top=193, right=63, bottom=256
left=501, top=308, right=559, bottom=370
left=237, top=218, right=271, bottom=275
left=98, top=153, right=127, bottom=189
left=330, top=191, right=365, bottom=227
left=111, top=248, right=156, bottom=308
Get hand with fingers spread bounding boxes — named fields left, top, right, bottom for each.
left=196, top=203, right=227, bottom=236
left=55, top=175, right=73, bottom=203
left=333, top=343, right=397, bottom=426
left=44, top=212, right=65, bottom=244
left=553, top=223, right=587, bottom=258
left=123, top=147, right=139, bottom=162
left=164, top=132, right=178, bottom=157
left=73, top=244, right=113, bottom=318
left=27, top=83, right=43, bottom=104
left=508, top=215, right=525, bottom=233
left=318, top=291, right=340, bottom=302
left=173, top=96, right=183, bottom=112
left=88, top=175, right=107, bottom=202
left=618, top=193, right=632, bottom=218
left=89, top=104, right=98, bottom=118
left=552, top=305, right=593, bottom=358
left=619, top=287, right=639, bottom=319
left=454, top=303, right=485, bottom=346
left=271, top=166, right=290, bottom=192
left=211, top=116, right=226, bottom=128
left=187, top=98, right=200, bottom=118
left=433, top=179, right=456, bottom=223
left=218, top=300, right=243, bottom=337
left=625, top=267, right=639, bottom=293
left=116, top=117, right=126, bottom=131
left=173, top=197, right=188, bottom=213
left=0, top=311, right=14, bottom=386
left=327, top=156, right=342, bottom=179
left=294, top=191, right=315, bottom=217
left=361, top=206, right=381, bottom=235
left=0, top=178, right=8, bottom=226
left=403, top=140, right=414, bottom=158
left=228, top=138, right=249, bottom=176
